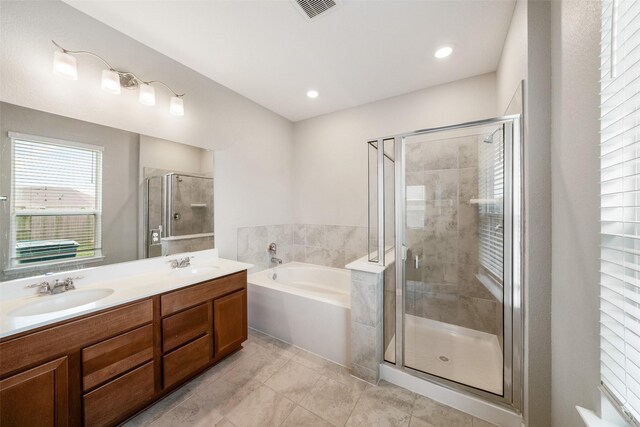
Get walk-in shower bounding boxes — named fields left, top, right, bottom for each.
left=369, top=116, right=523, bottom=411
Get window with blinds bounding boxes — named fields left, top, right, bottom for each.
left=600, top=0, right=640, bottom=423
left=9, top=133, right=103, bottom=267
left=478, top=127, right=504, bottom=283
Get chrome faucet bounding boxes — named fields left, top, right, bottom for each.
left=167, top=256, right=192, bottom=269
left=268, top=243, right=281, bottom=264
left=27, top=277, right=79, bottom=296
left=27, top=281, right=52, bottom=296
left=51, top=278, right=76, bottom=294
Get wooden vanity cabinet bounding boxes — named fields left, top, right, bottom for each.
left=160, top=271, right=247, bottom=388
left=0, top=270, right=248, bottom=427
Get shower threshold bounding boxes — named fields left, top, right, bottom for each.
left=386, top=314, right=503, bottom=395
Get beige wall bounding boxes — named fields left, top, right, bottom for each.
left=497, top=0, right=528, bottom=114
left=140, top=136, right=214, bottom=176
left=550, top=1, right=601, bottom=426
left=292, top=72, right=498, bottom=228
left=523, top=1, right=553, bottom=425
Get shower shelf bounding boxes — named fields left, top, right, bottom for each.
left=470, top=198, right=501, bottom=205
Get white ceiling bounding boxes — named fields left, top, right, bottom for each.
left=64, top=0, right=516, bottom=122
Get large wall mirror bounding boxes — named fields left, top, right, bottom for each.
left=0, top=102, right=214, bottom=281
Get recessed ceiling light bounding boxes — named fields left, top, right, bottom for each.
left=307, top=90, right=319, bottom=99
left=434, top=46, right=453, bottom=59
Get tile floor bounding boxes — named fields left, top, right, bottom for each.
left=123, top=329, right=497, bottom=427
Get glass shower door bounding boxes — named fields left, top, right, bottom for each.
left=401, top=120, right=514, bottom=396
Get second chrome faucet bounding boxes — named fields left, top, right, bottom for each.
left=167, top=256, right=192, bottom=269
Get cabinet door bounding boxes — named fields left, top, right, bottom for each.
left=213, top=289, right=247, bottom=359
left=0, top=357, right=68, bottom=427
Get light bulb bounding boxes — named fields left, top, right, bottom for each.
left=52, top=50, right=77, bottom=80
left=434, top=46, right=453, bottom=59
left=101, top=70, right=121, bottom=95
left=139, top=84, right=155, bottom=106
left=306, top=90, right=319, bottom=99
left=170, top=96, right=184, bottom=116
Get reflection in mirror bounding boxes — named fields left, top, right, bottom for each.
left=0, top=102, right=214, bottom=281
left=142, top=136, right=214, bottom=258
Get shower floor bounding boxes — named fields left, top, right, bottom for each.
left=385, top=314, right=503, bottom=395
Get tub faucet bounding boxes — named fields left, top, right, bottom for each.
left=271, top=257, right=282, bottom=265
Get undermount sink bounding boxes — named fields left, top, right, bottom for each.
left=9, top=288, right=115, bottom=317
left=169, top=266, right=219, bottom=277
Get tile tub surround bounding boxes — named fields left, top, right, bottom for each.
left=350, top=269, right=384, bottom=384
left=123, top=328, right=498, bottom=427
left=237, top=224, right=367, bottom=273
left=404, top=135, right=502, bottom=337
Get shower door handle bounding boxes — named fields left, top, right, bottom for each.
left=414, top=255, right=420, bottom=269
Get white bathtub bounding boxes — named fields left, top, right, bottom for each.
left=248, top=262, right=351, bottom=366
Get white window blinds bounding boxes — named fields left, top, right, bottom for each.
left=600, top=0, right=640, bottom=423
left=9, top=133, right=103, bottom=266
left=478, top=127, right=504, bottom=282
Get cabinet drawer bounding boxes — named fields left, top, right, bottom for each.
left=82, top=325, right=153, bottom=391
left=162, top=303, right=210, bottom=353
left=83, top=361, right=154, bottom=427
left=0, top=299, right=152, bottom=377
left=163, top=334, right=210, bottom=389
left=161, top=271, right=246, bottom=316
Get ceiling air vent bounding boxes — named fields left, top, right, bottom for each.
left=292, top=0, right=342, bottom=20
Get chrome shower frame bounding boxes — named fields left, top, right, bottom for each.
left=370, top=115, right=523, bottom=412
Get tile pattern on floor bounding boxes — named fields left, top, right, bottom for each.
left=122, top=329, right=499, bottom=427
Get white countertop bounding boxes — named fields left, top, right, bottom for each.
left=0, top=249, right=252, bottom=339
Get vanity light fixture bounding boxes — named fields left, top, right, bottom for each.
left=170, top=96, right=185, bottom=116
left=51, top=40, right=185, bottom=116
left=52, top=50, right=78, bottom=80
left=307, top=89, right=319, bottom=99
left=138, top=83, right=156, bottom=106
left=434, top=46, right=453, bottom=59
left=101, top=69, right=121, bottom=95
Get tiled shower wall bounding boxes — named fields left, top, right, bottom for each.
left=237, top=224, right=367, bottom=273
left=403, top=135, right=502, bottom=337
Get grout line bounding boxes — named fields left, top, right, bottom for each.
left=341, top=383, right=367, bottom=427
